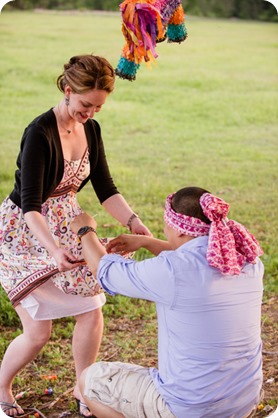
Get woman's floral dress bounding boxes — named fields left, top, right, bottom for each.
left=0, top=149, right=106, bottom=318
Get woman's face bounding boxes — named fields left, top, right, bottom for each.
left=65, top=86, right=109, bottom=123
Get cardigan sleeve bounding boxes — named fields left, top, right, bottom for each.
left=10, top=109, right=64, bottom=214
left=10, top=122, right=56, bottom=214
left=19, top=124, right=51, bottom=213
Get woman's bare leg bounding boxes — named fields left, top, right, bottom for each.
left=0, top=305, right=52, bottom=416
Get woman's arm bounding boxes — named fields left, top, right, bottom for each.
left=88, top=124, right=151, bottom=236
left=102, top=194, right=152, bottom=236
left=24, top=211, right=79, bottom=271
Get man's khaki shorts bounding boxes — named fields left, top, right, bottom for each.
left=84, top=361, right=175, bottom=418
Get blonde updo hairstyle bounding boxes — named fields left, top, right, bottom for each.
left=57, top=54, right=115, bottom=94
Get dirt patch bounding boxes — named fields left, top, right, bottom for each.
left=254, top=296, right=278, bottom=417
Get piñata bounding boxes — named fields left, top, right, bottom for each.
left=115, top=0, right=188, bottom=81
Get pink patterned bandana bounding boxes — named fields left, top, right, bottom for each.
left=164, top=192, right=263, bottom=275
left=164, top=193, right=210, bottom=236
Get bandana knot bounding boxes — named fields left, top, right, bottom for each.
left=200, top=192, right=229, bottom=222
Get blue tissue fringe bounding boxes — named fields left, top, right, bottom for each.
left=167, top=24, right=187, bottom=43
left=115, top=57, right=140, bottom=81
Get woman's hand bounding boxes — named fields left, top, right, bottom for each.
left=24, top=211, right=84, bottom=271
left=106, top=234, right=148, bottom=254
left=51, top=247, right=84, bottom=272
left=129, top=217, right=152, bottom=236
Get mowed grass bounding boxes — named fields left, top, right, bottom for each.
left=0, top=10, right=277, bottom=415
left=0, top=10, right=277, bottom=290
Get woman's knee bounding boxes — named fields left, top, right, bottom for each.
left=16, top=306, right=52, bottom=346
left=26, top=321, right=52, bottom=346
left=75, top=308, right=103, bottom=329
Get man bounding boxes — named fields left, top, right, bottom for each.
left=71, top=186, right=264, bottom=418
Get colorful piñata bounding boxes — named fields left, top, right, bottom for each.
left=115, top=0, right=188, bottom=81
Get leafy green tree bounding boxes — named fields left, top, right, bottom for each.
left=6, top=0, right=278, bottom=21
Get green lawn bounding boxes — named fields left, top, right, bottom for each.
left=0, top=10, right=277, bottom=292
left=0, top=10, right=277, bottom=415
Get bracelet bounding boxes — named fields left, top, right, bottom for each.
left=126, top=213, right=139, bottom=232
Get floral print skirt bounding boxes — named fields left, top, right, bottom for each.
left=0, top=194, right=105, bottom=319
left=0, top=153, right=106, bottom=319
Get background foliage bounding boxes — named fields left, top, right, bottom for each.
left=5, top=0, right=278, bottom=21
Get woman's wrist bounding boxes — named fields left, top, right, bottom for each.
left=126, top=213, right=139, bottom=232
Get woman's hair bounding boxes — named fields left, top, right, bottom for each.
left=171, top=186, right=211, bottom=224
left=56, top=54, right=115, bottom=94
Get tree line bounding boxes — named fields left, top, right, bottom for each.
left=6, top=0, right=278, bottom=21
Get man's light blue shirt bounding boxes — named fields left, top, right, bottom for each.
left=97, top=236, right=264, bottom=418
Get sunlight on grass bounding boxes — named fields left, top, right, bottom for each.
left=0, top=10, right=277, bottom=327
left=0, top=12, right=277, bottom=415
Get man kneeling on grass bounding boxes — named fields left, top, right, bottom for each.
left=70, top=186, right=264, bottom=418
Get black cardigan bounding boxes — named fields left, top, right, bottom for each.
left=10, top=108, right=119, bottom=214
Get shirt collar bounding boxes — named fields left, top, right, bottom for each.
left=177, top=235, right=208, bottom=252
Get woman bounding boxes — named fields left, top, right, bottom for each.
left=0, top=54, right=151, bottom=417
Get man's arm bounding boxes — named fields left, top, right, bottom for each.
left=71, top=213, right=172, bottom=278
left=106, top=234, right=171, bottom=256
left=71, top=213, right=175, bottom=304
left=71, top=212, right=106, bottom=277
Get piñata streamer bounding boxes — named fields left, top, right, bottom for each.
left=115, top=0, right=188, bottom=81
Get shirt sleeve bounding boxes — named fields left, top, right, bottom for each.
left=97, top=253, right=176, bottom=305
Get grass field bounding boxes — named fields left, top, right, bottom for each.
left=0, top=10, right=277, bottom=290
left=0, top=10, right=277, bottom=417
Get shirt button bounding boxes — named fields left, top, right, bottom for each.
left=107, top=378, right=112, bottom=382
left=122, top=399, right=128, bottom=403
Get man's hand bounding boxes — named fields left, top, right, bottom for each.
left=71, top=212, right=97, bottom=234
left=106, top=234, right=148, bottom=254
left=107, top=234, right=172, bottom=256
